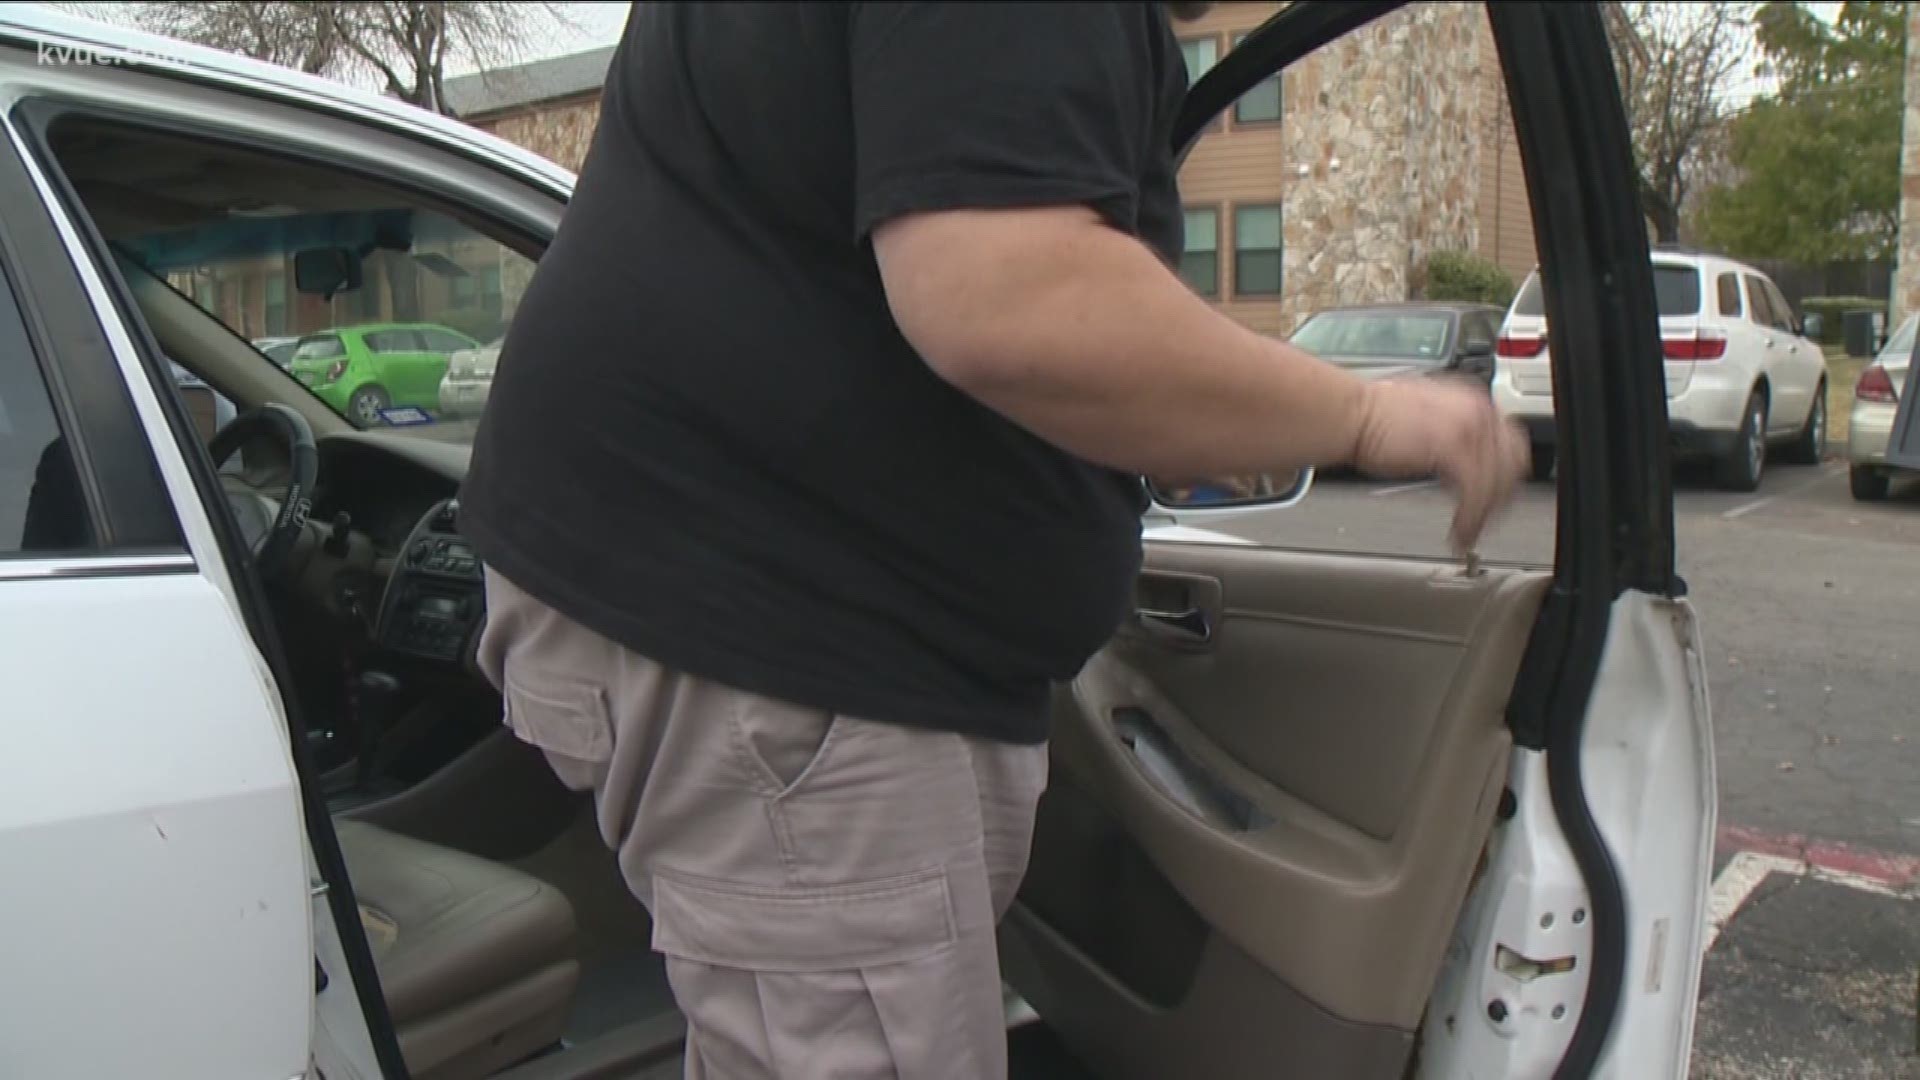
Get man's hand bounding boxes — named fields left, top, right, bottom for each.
left=1352, top=378, right=1531, bottom=553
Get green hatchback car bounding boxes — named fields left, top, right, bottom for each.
left=287, top=322, right=480, bottom=425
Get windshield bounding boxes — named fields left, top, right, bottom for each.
left=1512, top=263, right=1701, bottom=318
left=1290, top=310, right=1454, bottom=363
left=54, top=118, right=534, bottom=443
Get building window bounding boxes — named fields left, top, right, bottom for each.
left=1181, top=36, right=1222, bottom=133
left=1180, top=207, right=1220, bottom=297
left=1234, top=205, right=1283, bottom=296
left=1232, top=33, right=1283, bottom=124
left=264, top=274, right=287, bottom=336
left=1180, top=36, right=1219, bottom=85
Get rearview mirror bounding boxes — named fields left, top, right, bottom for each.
left=1145, top=468, right=1314, bottom=511
left=293, top=247, right=363, bottom=298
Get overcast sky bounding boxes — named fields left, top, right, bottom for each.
left=453, top=1, right=632, bottom=77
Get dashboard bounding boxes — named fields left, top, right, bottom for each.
left=306, top=431, right=487, bottom=667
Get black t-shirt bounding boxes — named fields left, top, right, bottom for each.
left=459, top=2, right=1189, bottom=744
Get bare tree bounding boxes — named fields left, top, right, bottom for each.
left=1605, top=2, right=1753, bottom=243
left=55, top=1, right=577, bottom=115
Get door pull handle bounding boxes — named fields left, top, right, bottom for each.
left=1136, top=606, right=1211, bottom=644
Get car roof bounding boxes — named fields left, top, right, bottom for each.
left=1308, top=301, right=1495, bottom=317
left=0, top=5, right=574, bottom=197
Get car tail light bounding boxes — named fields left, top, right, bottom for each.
left=1497, top=335, right=1546, bottom=359
left=326, top=359, right=347, bottom=382
left=1662, top=328, right=1728, bottom=361
left=1857, top=363, right=1898, bottom=404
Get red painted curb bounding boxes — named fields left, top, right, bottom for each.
left=1717, top=824, right=1920, bottom=890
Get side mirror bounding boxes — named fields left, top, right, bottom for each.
left=293, top=247, right=364, bottom=298
left=1461, top=338, right=1495, bottom=358
left=1145, top=468, right=1314, bottom=512
left=1802, top=313, right=1823, bottom=341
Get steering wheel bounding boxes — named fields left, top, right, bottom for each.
left=208, top=403, right=319, bottom=577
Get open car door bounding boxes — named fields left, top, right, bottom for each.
left=1000, top=5, right=1715, bottom=1079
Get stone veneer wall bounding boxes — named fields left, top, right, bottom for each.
left=1892, top=5, right=1920, bottom=324
left=1278, top=3, right=1491, bottom=329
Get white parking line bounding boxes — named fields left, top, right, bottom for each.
left=1703, top=848, right=1917, bottom=953
left=1372, top=479, right=1440, bottom=497
left=1720, top=464, right=1843, bottom=520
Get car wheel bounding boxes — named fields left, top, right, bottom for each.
left=1782, top=380, right=1826, bottom=465
left=348, top=384, right=391, bottom=426
left=1529, top=443, right=1555, bottom=482
left=1717, top=388, right=1767, bottom=493
left=1850, top=464, right=1890, bottom=502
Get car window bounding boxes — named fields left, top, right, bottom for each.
left=1762, top=279, right=1797, bottom=333
left=1461, top=312, right=1497, bottom=350
left=0, top=277, right=97, bottom=555
left=44, top=117, right=536, bottom=441
left=1744, top=274, right=1784, bottom=331
left=1290, top=311, right=1455, bottom=363
left=1716, top=272, right=1742, bottom=318
left=363, top=329, right=422, bottom=354
left=1511, top=271, right=1544, bottom=317
left=1650, top=264, right=1701, bottom=317
left=421, top=329, right=473, bottom=353
left=293, top=334, right=346, bottom=361
left=1176, top=6, right=1552, bottom=566
left=1878, top=313, right=1917, bottom=363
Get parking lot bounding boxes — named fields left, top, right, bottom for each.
left=1213, top=455, right=1920, bottom=1078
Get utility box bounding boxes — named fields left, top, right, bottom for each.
left=1844, top=310, right=1879, bottom=357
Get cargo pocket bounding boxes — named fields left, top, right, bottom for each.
left=501, top=671, right=613, bottom=791
left=651, top=866, right=971, bottom=1077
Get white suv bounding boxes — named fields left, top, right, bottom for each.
left=1493, top=249, right=1830, bottom=491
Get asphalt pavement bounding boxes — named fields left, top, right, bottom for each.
left=1210, top=453, right=1920, bottom=1078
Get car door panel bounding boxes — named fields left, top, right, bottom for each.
left=0, top=571, right=314, bottom=1079
left=1004, top=543, right=1550, bottom=1079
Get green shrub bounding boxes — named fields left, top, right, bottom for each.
left=1422, top=250, right=1516, bottom=307
left=1799, top=295, right=1885, bottom=345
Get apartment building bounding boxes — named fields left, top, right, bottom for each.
left=1173, top=2, right=1536, bottom=335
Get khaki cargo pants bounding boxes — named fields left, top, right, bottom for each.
left=477, top=568, right=1049, bottom=1079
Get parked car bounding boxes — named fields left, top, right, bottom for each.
left=286, top=321, right=480, bottom=424
left=1847, top=311, right=1916, bottom=501
left=1494, top=247, right=1830, bottom=490
left=251, top=334, right=299, bottom=368
left=0, top=6, right=1712, bottom=1080
left=436, top=335, right=502, bottom=420
left=1288, top=301, right=1504, bottom=388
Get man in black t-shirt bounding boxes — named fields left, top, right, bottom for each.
left=461, top=3, right=1527, bottom=1074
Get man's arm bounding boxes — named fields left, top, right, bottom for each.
left=874, top=206, right=1529, bottom=548
left=875, top=205, right=1370, bottom=478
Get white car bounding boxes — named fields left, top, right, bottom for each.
left=0, top=6, right=1713, bottom=1080
left=1845, top=312, right=1915, bottom=500
left=1494, top=249, right=1830, bottom=491
left=437, top=336, right=501, bottom=420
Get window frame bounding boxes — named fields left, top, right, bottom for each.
left=1179, top=203, right=1222, bottom=298
left=1231, top=203, right=1284, bottom=298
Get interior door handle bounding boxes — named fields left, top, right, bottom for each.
left=1136, top=606, right=1211, bottom=644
